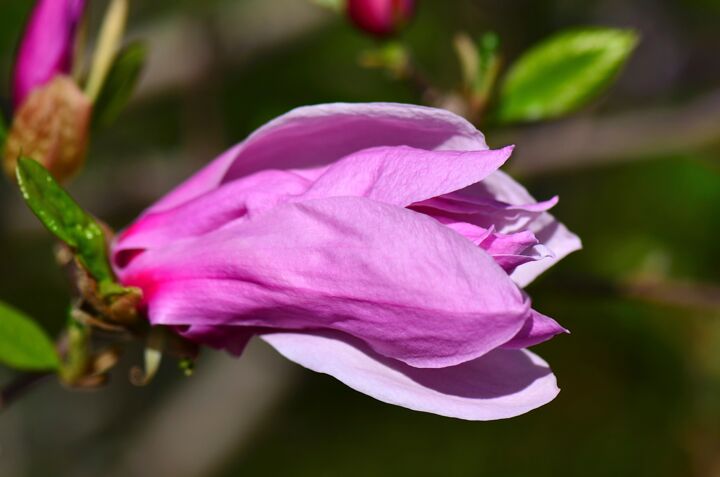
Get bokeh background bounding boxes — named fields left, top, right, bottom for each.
left=1, top=0, right=720, bottom=476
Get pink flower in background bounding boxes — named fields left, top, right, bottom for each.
left=12, top=0, right=86, bottom=108
left=112, top=103, right=581, bottom=420
left=347, top=0, right=416, bottom=37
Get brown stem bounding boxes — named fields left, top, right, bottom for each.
left=0, top=372, right=52, bottom=412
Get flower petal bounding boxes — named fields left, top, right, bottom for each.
left=115, top=144, right=512, bottom=257
left=177, top=324, right=258, bottom=356
left=479, top=171, right=581, bottom=286
left=145, top=103, right=488, bottom=213
left=301, top=145, right=513, bottom=207
left=501, top=310, right=568, bottom=349
left=262, top=330, right=559, bottom=420
left=413, top=197, right=556, bottom=273
left=114, top=168, right=317, bottom=257
left=119, top=197, right=530, bottom=368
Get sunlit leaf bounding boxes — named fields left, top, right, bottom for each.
left=93, top=41, right=147, bottom=128
left=0, top=301, right=59, bottom=371
left=15, top=157, right=115, bottom=286
left=497, top=28, right=638, bottom=123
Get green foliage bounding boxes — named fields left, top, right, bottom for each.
left=0, top=301, right=59, bottom=371
left=496, top=27, right=638, bottom=123
left=93, top=41, right=148, bottom=128
left=455, top=32, right=500, bottom=95
left=359, top=42, right=410, bottom=77
left=15, top=158, right=116, bottom=287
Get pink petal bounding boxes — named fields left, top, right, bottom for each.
left=413, top=194, right=559, bottom=235
left=13, top=0, right=85, bottom=107
left=119, top=197, right=530, bottom=368
left=510, top=218, right=582, bottom=287
left=300, top=145, right=513, bottom=207
left=114, top=144, right=512, bottom=258
left=114, top=168, right=318, bottom=257
left=262, top=330, right=559, bottom=421
left=145, top=103, right=488, bottom=213
left=177, top=325, right=258, bottom=356
left=501, top=310, right=568, bottom=349
left=479, top=229, right=553, bottom=273
left=415, top=205, right=554, bottom=273
left=477, top=171, right=582, bottom=286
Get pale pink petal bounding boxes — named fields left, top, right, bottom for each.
left=300, top=145, right=513, bottom=207
left=469, top=172, right=581, bottom=286
left=417, top=210, right=553, bottom=273
left=262, top=330, right=559, bottom=420
left=116, top=144, right=513, bottom=258
left=412, top=194, right=559, bottom=235
left=146, top=142, right=245, bottom=213
left=114, top=168, right=317, bottom=256
left=119, top=197, right=530, bottom=368
left=501, top=310, right=568, bottom=349
left=509, top=218, right=582, bottom=287
left=145, top=103, right=488, bottom=213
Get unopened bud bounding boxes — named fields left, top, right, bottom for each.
left=4, top=75, right=92, bottom=182
left=12, top=0, right=87, bottom=108
left=347, top=0, right=416, bottom=38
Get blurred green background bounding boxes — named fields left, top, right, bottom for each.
left=1, top=0, right=720, bottom=476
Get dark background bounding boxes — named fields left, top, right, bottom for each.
left=1, top=0, right=719, bottom=476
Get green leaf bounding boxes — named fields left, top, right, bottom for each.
left=15, top=157, right=116, bottom=286
left=93, top=41, right=147, bottom=128
left=0, top=301, right=59, bottom=371
left=496, top=28, right=638, bottom=123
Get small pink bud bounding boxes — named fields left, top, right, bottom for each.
left=4, top=75, right=92, bottom=183
left=347, top=0, right=416, bottom=38
left=12, top=0, right=86, bottom=108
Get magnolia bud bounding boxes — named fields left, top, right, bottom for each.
left=347, top=0, right=416, bottom=38
left=4, top=76, right=92, bottom=182
left=12, top=0, right=86, bottom=108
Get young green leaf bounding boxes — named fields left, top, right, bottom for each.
left=0, top=301, right=59, bottom=371
left=496, top=28, right=638, bottom=123
left=93, top=41, right=147, bottom=128
left=15, top=157, right=115, bottom=286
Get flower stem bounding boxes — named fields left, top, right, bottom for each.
left=85, top=0, right=129, bottom=101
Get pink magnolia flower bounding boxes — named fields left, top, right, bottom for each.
left=12, top=0, right=86, bottom=108
left=347, top=0, right=416, bottom=37
left=112, top=103, right=581, bottom=420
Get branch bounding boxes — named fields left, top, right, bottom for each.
left=624, top=276, right=720, bottom=312
left=0, top=372, right=51, bottom=412
left=497, top=90, right=720, bottom=176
